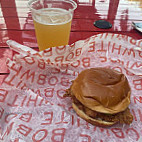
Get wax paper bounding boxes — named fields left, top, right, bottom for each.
left=0, top=33, right=142, bottom=142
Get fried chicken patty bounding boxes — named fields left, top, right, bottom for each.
left=65, top=89, right=133, bottom=124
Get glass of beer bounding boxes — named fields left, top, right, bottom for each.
left=28, top=0, right=77, bottom=51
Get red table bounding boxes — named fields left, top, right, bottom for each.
left=0, top=0, right=142, bottom=85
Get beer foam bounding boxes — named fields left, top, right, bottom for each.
left=33, top=8, right=72, bottom=25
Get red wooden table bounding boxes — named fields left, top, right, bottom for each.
left=0, top=0, right=142, bottom=85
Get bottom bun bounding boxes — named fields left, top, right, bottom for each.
left=72, top=103, right=117, bottom=127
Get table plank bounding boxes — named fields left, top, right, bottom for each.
left=0, top=30, right=85, bottom=48
left=0, top=48, right=13, bottom=73
left=1, top=0, right=142, bottom=8
left=0, top=30, right=142, bottom=48
left=0, top=6, right=142, bottom=20
left=0, top=17, right=141, bottom=32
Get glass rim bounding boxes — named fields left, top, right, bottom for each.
left=28, top=0, right=77, bottom=13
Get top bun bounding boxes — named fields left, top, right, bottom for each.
left=71, top=68, right=131, bottom=114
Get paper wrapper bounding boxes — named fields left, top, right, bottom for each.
left=0, top=33, right=142, bottom=142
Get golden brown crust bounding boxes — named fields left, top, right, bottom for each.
left=72, top=103, right=117, bottom=127
left=71, top=68, right=131, bottom=114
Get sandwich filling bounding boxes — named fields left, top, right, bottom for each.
left=65, top=89, right=133, bottom=124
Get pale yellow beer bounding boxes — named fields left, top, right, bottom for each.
left=33, top=8, right=72, bottom=51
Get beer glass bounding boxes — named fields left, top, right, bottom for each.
left=28, top=0, right=77, bottom=51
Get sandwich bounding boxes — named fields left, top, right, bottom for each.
left=64, top=68, right=133, bottom=127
